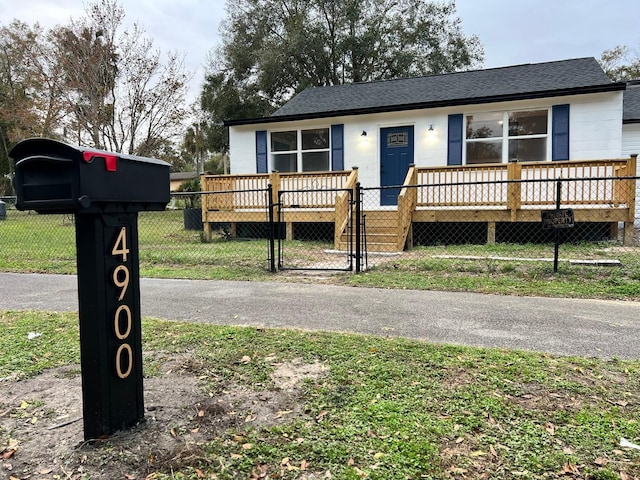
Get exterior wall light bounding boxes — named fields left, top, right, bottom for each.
left=361, top=130, right=367, bottom=136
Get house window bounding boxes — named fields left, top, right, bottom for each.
left=270, top=128, right=330, bottom=172
left=508, top=110, right=548, bottom=162
left=466, top=112, right=503, bottom=164
left=465, top=109, right=548, bottom=164
left=387, top=132, right=409, bottom=147
left=271, top=131, right=298, bottom=172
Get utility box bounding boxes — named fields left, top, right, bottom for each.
left=10, top=138, right=170, bottom=440
left=11, top=138, right=169, bottom=214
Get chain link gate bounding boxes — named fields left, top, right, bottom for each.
left=276, top=187, right=356, bottom=271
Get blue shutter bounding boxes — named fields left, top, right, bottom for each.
left=447, top=114, right=463, bottom=166
left=331, top=124, right=344, bottom=171
left=256, top=130, right=267, bottom=173
left=552, top=105, right=570, bottom=161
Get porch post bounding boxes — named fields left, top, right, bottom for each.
left=269, top=170, right=280, bottom=208
left=487, top=221, right=496, bottom=244
left=355, top=182, right=361, bottom=273
left=623, top=154, right=637, bottom=246
left=507, top=161, right=522, bottom=221
left=201, top=175, right=212, bottom=242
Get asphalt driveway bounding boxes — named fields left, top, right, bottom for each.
left=1, top=272, right=639, bottom=359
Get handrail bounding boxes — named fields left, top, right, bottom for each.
left=397, top=164, right=417, bottom=250
left=333, top=168, right=359, bottom=247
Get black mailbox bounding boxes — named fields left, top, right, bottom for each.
left=10, top=138, right=169, bottom=213
left=9, top=137, right=172, bottom=440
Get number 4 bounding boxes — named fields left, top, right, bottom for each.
left=112, top=227, right=129, bottom=261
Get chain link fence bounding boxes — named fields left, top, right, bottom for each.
left=1, top=174, right=640, bottom=280
left=0, top=193, right=274, bottom=278
left=360, top=176, right=639, bottom=275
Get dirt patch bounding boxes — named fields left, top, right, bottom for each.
left=0, top=357, right=327, bottom=479
left=271, top=358, right=327, bottom=391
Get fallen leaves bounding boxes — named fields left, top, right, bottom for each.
left=1, top=447, right=16, bottom=460
left=560, top=460, right=581, bottom=476
left=315, top=410, right=329, bottom=422
left=544, top=422, right=555, bottom=435
left=279, top=457, right=310, bottom=476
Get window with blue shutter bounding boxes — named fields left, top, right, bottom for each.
left=331, top=124, right=344, bottom=171
left=255, top=130, right=267, bottom=173
left=447, top=114, right=463, bottom=166
left=552, top=105, right=570, bottom=161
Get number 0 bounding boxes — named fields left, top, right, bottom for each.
left=111, top=227, right=129, bottom=261
left=115, top=343, right=133, bottom=379
left=114, top=305, right=132, bottom=340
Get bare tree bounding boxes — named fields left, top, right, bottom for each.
left=599, top=45, right=640, bottom=82
left=53, top=0, right=190, bottom=155
left=0, top=21, right=65, bottom=173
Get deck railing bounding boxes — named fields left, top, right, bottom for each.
left=202, top=158, right=636, bottom=214
left=201, top=174, right=270, bottom=211
left=201, top=170, right=356, bottom=212
left=278, top=171, right=353, bottom=208
left=416, top=164, right=508, bottom=207
left=201, top=157, right=638, bottom=247
left=413, top=157, right=637, bottom=213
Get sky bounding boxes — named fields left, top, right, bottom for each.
left=1, top=0, right=639, bottom=102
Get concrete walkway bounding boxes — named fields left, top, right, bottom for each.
left=1, top=272, right=639, bottom=359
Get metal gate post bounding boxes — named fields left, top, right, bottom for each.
left=554, top=179, right=562, bottom=273
left=355, top=182, right=362, bottom=273
left=277, top=190, right=284, bottom=270
left=267, top=184, right=276, bottom=273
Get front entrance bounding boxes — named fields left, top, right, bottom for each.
left=380, top=126, right=414, bottom=206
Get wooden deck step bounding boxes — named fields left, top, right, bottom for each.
left=337, top=209, right=402, bottom=252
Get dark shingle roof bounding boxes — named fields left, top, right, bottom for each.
left=170, top=171, right=198, bottom=181
left=226, top=58, right=624, bottom=126
left=624, top=81, right=640, bottom=123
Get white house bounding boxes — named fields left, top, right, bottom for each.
left=225, top=57, right=636, bottom=202
left=209, top=58, right=639, bottom=249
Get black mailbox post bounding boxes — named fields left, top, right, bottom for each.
left=11, top=138, right=170, bottom=440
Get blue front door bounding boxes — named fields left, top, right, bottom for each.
left=380, top=126, right=414, bottom=206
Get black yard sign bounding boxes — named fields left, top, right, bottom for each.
left=542, top=180, right=574, bottom=273
left=541, top=208, right=575, bottom=230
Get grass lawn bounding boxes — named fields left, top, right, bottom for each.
left=2, top=208, right=640, bottom=299
left=0, top=209, right=274, bottom=280
left=2, top=210, right=640, bottom=478
left=350, top=242, right=640, bottom=300
left=1, top=311, right=639, bottom=479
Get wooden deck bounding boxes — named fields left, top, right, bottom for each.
left=201, top=156, right=638, bottom=251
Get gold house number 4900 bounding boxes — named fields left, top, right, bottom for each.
left=112, top=227, right=133, bottom=379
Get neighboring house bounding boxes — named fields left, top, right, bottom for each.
left=621, top=80, right=640, bottom=225
left=170, top=171, right=198, bottom=192
left=623, top=80, right=640, bottom=156
left=225, top=57, right=633, bottom=202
